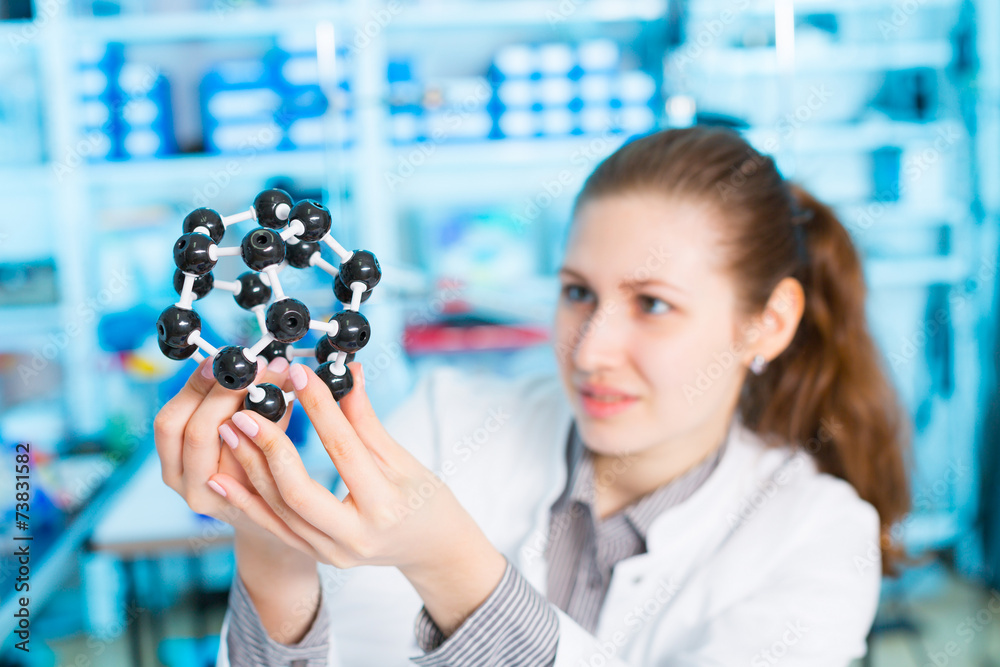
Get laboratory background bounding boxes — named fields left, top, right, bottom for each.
left=1, top=0, right=999, bottom=664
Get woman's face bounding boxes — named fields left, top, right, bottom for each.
left=554, top=191, right=751, bottom=459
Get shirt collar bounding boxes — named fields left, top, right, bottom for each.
left=557, top=415, right=734, bottom=540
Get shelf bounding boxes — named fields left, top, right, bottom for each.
left=83, top=148, right=341, bottom=188
left=866, top=256, right=968, bottom=287
left=839, top=198, right=969, bottom=229
left=388, top=135, right=628, bottom=205
left=400, top=122, right=962, bottom=167
left=68, top=4, right=354, bottom=42
left=392, top=136, right=624, bottom=171
left=62, top=0, right=665, bottom=43
left=390, top=0, right=667, bottom=30
left=745, top=119, right=964, bottom=155
left=386, top=123, right=964, bottom=204
left=686, top=0, right=960, bottom=15
left=675, top=40, right=952, bottom=75
left=10, top=120, right=961, bottom=194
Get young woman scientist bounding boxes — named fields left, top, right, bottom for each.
left=154, top=125, right=911, bottom=666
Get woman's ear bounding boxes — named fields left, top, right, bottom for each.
left=741, top=276, right=805, bottom=368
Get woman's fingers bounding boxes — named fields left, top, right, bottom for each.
left=155, top=356, right=217, bottom=487
left=154, top=356, right=219, bottom=492
left=337, top=362, right=405, bottom=466
left=287, top=363, right=393, bottom=508
left=207, top=473, right=325, bottom=561
left=223, top=410, right=353, bottom=541
left=180, top=357, right=268, bottom=496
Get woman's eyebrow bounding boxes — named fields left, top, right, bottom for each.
left=620, top=276, right=689, bottom=295
left=559, top=267, right=688, bottom=296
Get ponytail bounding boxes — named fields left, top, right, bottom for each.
left=740, top=184, right=912, bottom=575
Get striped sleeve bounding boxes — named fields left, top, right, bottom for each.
left=226, top=570, right=331, bottom=667
left=410, top=556, right=559, bottom=666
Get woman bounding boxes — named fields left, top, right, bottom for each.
left=154, top=126, right=911, bottom=665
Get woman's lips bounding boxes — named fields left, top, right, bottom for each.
left=579, top=387, right=639, bottom=418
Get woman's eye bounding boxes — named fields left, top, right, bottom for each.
left=639, top=295, right=671, bottom=315
left=562, top=284, right=594, bottom=304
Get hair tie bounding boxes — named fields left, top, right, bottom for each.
left=791, top=206, right=815, bottom=225
left=790, top=205, right=812, bottom=265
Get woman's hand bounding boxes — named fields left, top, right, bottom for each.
left=155, top=355, right=329, bottom=645
left=207, top=360, right=508, bottom=636
left=154, top=355, right=298, bottom=545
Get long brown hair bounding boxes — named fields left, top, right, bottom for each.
left=573, top=125, right=911, bottom=575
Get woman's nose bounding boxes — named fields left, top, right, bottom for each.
left=571, top=303, right=628, bottom=372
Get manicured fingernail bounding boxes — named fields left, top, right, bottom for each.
left=289, top=363, right=308, bottom=391
left=202, top=359, right=215, bottom=380
left=232, top=411, right=259, bottom=437
left=218, top=424, right=239, bottom=450
left=358, top=363, right=365, bottom=390
left=268, top=356, right=289, bottom=373
left=207, top=479, right=227, bottom=497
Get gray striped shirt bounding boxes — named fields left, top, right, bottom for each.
left=225, top=421, right=725, bottom=665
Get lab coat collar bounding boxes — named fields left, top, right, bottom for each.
left=515, top=387, right=757, bottom=601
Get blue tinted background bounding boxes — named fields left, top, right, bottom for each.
left=1, top=0, right=998, bottom=664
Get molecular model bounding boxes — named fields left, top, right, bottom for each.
left=156, top=188, right=381, bottom=422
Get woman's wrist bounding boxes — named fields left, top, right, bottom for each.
left=399, top=524, right=508, bottom=638
left=234, top=528, right=322, bottom=644
left=234, top=523, right=314, bottom=570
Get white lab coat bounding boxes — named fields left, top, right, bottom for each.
left=217, top=365, right=882, bottom=666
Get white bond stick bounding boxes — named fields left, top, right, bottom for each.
left=222, top=208, right=255, bottom=227
left=247, top=383, right=266, bottom=403
left=209, top=245, right=242, bottom=261
left=309, top=319, right=340, bottom=337
left=213, top=280, right=241, bottom=294
left=192, top=225, right=211, bottom=237
left=176, top=273, right=197, bottom=309
left=311, top=254, right=339, bottom=277
left=289, top=347, right=315, bottom=358
left=279, top=220, right=305, bottom=241
left=332, top=350, right=347, bottom=375
left=263, top=266, right=285, bottom=300
left=192, top=350, right=206, bottom=363
left=252, top=305, right=267, bottom=334
left=349, top=281, right=365, bottom=311
left=275, top=202, right=290, bottom=222
left=244, top=333, right=275, bottom=360
left=258, top=264, right=286, bottom=287
left=187, top=332, right=219, bottom=357
left=321, top=233, right=353, bottom=262
left=282, top=390, right=296, bottom=404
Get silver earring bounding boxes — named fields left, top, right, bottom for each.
left=750, top=354, right=768, bottom=375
